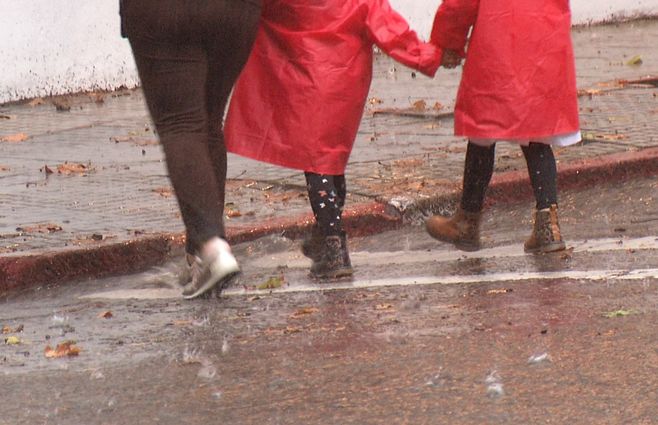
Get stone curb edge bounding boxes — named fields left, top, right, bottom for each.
left=1, top=147, right=657, bottom=293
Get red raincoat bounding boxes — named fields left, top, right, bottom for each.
left=225, top=0, right=441, bottom=175
left=431, top=0, right=580, bottom=140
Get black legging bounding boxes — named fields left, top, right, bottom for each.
left=460, top=141, right=558, bottom=212
left=121, top=0, right=262, bottom=254
left=305, top=172, right=347, bottom=237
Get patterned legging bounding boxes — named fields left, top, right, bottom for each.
left=304, top=172, right=347, bottom=237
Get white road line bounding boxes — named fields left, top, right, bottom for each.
left=80, top=236, right=658, bottom=300
left=222, top=267, right=658, bottom=297
left=250, top=236, right=658, bottom=269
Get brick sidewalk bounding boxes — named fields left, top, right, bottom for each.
left=1, top=19, right=657, bottom=289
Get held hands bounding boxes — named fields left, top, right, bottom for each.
left=441, top=49, right=462, bottom=69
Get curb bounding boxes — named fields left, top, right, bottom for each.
left=0, top=202, right=401, bottom=293
left=381, top=147, right=658, bottom=222
left=1, top=147, right=656, bottom=293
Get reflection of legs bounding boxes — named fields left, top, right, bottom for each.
left=521, top=142, right=558, bottom=209
left=426, top=141, right=494, bottom=251
left=461, top=142, right=496, bottom=213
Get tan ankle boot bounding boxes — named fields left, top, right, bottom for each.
left=425, top=207, right=481, bottom=251
left=524, top=204, right=566, bottom=253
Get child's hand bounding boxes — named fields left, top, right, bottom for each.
left=441, top=49, right=462, bottom=69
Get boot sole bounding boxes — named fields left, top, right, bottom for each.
left=311, top=267, right=354, bottom=281
left=427, top=231, right=481, bottom=252
left=524, top=241, right=566, bottom=254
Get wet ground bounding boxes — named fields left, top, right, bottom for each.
left=1, top=176, right=657, bottom=424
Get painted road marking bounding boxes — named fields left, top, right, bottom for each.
left=222, top=268, right=658, bottom=297
left=80, top=235, right=658, bottom=300
left=251, top=236, right=658, bottom=269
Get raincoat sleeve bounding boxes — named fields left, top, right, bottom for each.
left=430, top=0, right=480, bottom=56
left=365, top=0, right=442, bottom=77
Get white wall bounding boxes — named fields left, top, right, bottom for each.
left=0, top=0, right=138, bottom=103
left=1, top=0, right=657, bottom=104
left=391, top=0, right=658, bottom=37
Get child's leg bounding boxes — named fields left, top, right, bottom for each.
left=460, top=142, right=496, bottom=213
left=304, top=172, right=352, bottom=278
left=521, top=142, right=558, bottom=209
left=304, top=172, right=344, bottom=236
left=426, top=141, right=494, bottom=251
left=521, top=142, right=565, bottom=253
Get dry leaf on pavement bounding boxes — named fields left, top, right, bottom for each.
left=98, top=311, right=113, bottom=319
left=44, top=341, right=81, bottom=358
left=257, top=276, right=285, bottom=290
left=290, top=307, right=319, bottom=319
left=5, top=336, right=21, bottom=345
left=152, top=187, right=173, bottom=198
left=0, top=133, right=29, bottom=143
left=57, top=162, right=92, bottom=175
left=17, top=223, right=63, bottom=234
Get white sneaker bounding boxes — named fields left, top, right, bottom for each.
left=182, top=238, right=239, bottom=299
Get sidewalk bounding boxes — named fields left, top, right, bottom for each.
left=1, top=20, right=657, bottom=291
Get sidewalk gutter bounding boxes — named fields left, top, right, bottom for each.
left=1, top=147, right=657, bottom=293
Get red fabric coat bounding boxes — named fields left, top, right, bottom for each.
left=225, top=0, right=441, bottom=175
left=431, top=0, right=580, bottom=140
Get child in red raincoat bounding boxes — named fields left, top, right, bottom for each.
left=225, top=0, right=442, bottom=279
left=425, top=0, right=581, bottom=253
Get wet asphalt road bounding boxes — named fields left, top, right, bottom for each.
left=1, top=176, right=657, bottom=425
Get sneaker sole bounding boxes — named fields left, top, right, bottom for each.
left=183, top=270, right=240, bottom=299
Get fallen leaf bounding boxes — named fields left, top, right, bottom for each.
left=257, top=275, right=285, bottom=290
left=57, top=162, right=91, bottom=175
left=368, top=97, right=383, bottom=105
left=375, top=303, right=394, bottom=311
left=487, top=288, right=513, bottom=295
left=626, top=55, right=643, bottom=66
left=42, top=165, right=54, bottom=174
left=98, top=311, right=113, bottom=319
left=226, top=208, right=242, bottom=218
left=0, top=165, right=10, bottom=172
left=0, top=133, right=29, bottom=143
left=577, top=88, right=603, bottom=96
left=44, top=341, right=81, bottom=358
left=432, top=102, right=444, bottom=111
left=412, top=100, right=427, bottom=111
left=5, top=336, right=21, bottom=345
left=152, top=187, right=173, bottom=198
left=17, top=223, right=63, bottom=234
left=290, top=307, right=319, bottom=319
left=603, top=309, right=636, bottom=318
left=0, top=114, right=15, bottom=120
left=110, top=136, right=158, bottom=146
left=28, top=98, right=45, bottom=107
left=283, top=326, right=302, bottom=335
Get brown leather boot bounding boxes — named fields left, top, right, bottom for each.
left=310, top=235, right=353, bottom=280
left=425, top=207, right=481, bottom=251
left=524, top=204, right=566, bottom=253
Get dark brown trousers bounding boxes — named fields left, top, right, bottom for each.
left=122, top=0, right=261, bottom=254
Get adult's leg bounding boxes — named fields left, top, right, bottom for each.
left=521, top=142, right=558, bottom=209
left=460, top=141, right=496, bottom=213
left=204, top=0, right=262, bottom=243
left=128, top=39, right=223, bottom=255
